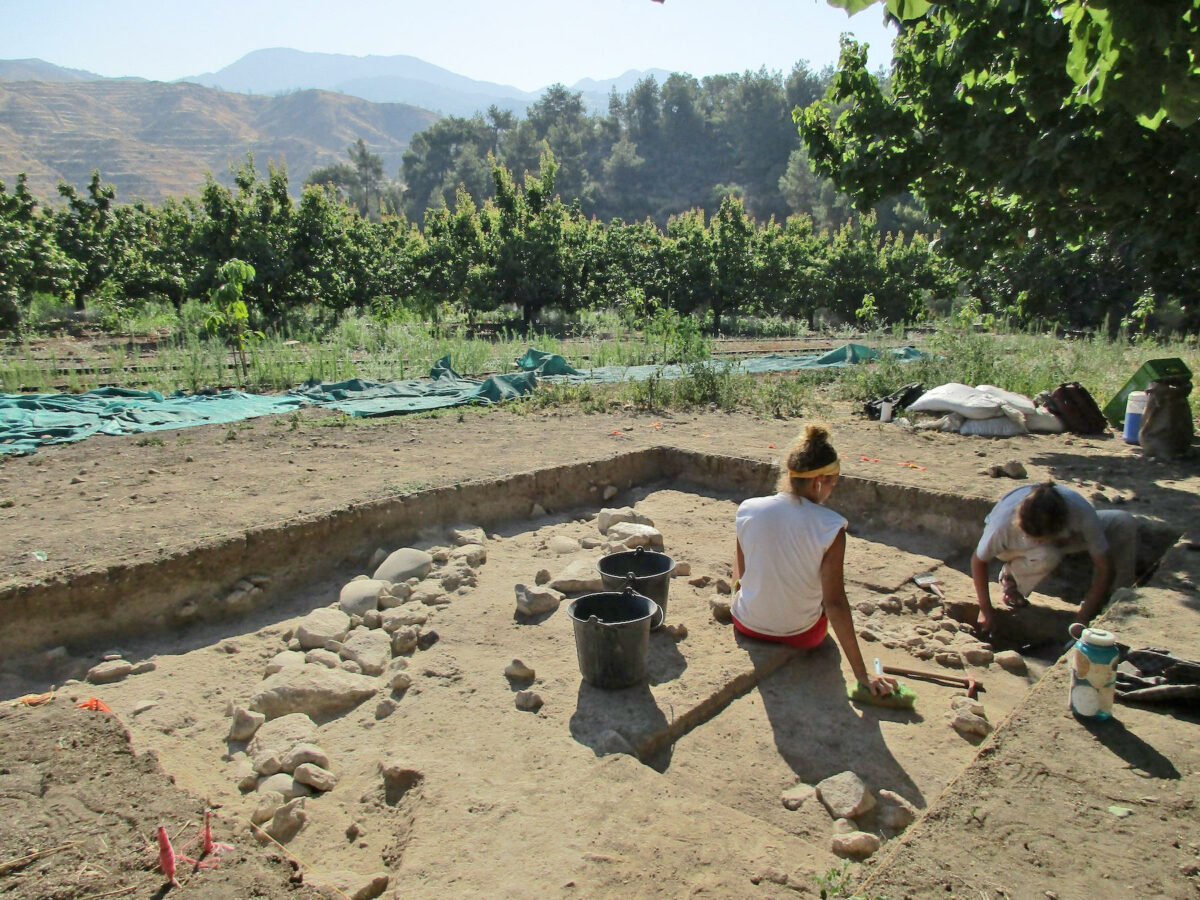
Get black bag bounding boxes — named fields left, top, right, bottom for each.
left=1045, top=382, right=1109, bottom=435
left=863, top=382, right=924, bottom=420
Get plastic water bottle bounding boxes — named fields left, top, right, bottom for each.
left=1123, top=391, right=1149, bottom=444
left=1068, top=623, right=1118, bottom=720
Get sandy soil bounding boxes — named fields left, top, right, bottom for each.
left=1, top=398, right=1198, bottom=898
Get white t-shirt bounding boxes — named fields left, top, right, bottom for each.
left=732, top=491, right=847, bottom=636
left=975, top=484, right=1107, bottom=562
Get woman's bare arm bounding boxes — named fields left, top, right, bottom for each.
left=821, top=529, right=895, bottom=696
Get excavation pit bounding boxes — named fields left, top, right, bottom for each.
left=0, top=447, right=1181, bottom=894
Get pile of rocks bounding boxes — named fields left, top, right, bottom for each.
left=224, top=524, right=488, bottom=844
left=781, top=770, right=920, bottom=861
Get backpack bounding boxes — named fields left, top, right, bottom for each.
left=1044, top=382, right=1109, bottom=435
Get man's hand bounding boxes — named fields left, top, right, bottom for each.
left=864, top=673, right=898, bottom=697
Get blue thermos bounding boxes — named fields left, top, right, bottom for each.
left=1123, top=391, right=1148, bottom=444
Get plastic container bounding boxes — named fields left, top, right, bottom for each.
left=1068, top=623, right=1118, bottom=720
left=1103, top=357, right=1192, bottom=425
left=1122, top=391, right=1148, bottom=444
left=567, top=588, right=659, bottom=689
left=597, top=545, right=674, bottom=629
left=879, top=400, right=894, bottom=423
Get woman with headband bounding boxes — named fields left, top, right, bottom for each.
left=732, top=425, right=897, bottom=697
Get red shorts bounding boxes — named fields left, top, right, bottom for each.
left=732, top=613, right=828, bottom=649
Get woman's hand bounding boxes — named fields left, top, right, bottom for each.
left=863, top=673, right=898, bottom=697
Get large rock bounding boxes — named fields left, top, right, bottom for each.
left=86, top=660, right=133, bottom=684
left=449, top=544, right=487, bottom=567
left=257, top=773, right=314, bottom=801
left=294, top=609, right=351, bottom=651
left=450, top=525, right=486, bottom=546
left=338, top=580, right=391, bottom=617
left=293, top=762, right=339, bottom=792
left=379, top=605, right=428, bottom=632
left=950, top=709, right=992, bottom=737
left=831, top=831, right=881, bottom=859
left=265, top=650, right=305, bottom=675
left=515, top=584, right=564, bottom=617
left=816, top=771, right=876, bottom=819
left=877, top=789, right=919, bottom=830
left=605, top=522, right=664, bottom=550
left=994, top=649, right=1028, bottom=675
left=373, top=548, right=433, bottom=584
left=227, top=706, right=265, bottom=742
left=960, top=643, right=994, bottom=667
left=339, top=629, right=392, bottom=676
left=252, top=790, right=285, bottom=825
left=280, top=743, right=330, bottom=773
left=248, top=713, right=319, bottom=775
left=256, top=797, right=306, bottom=844
left=596, top=507, right=654, bottom=534
left=549, top=558, right=604, bottom=594
left=249, top=666, right=378, bottom=720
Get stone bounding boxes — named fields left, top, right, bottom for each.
left=950, top=710, right=992, bottom=737
left=257, top=773, right=314, bottom=801
left=961, top=644, right=994, bottom=667
left=855, top=600, right=878, bottom=616
left=388, top=670, right=412, bottom=693
left=249, top=713, right=319, bottom=775
left=914, top=648, right=935, bottom=660
left=601, top=485, right=618, bottom=500
left=816, top=771, right=876, bottom=819
left=905, top=636, right=926, bottom=650
left=710, top=598, right=733, bottom=623
left=780, top=781, right=816, bottom=810
left=950, top=696, right=987, bottom=718
left=505, top=659, right=536, bottom=681
left=665, top=623, right=688, bottom=641
left=372, top=548, right=433, bottom=584
left=410, top=580, right=449, bottom=606
left=449, top=543, right=487, bottom=567
left=132, top=700, right=158, bottom=716
left=130, top=661, right=157, bottom=675
left=361, top=609, right=381, bottom=629
left=339, top=629, right=392, bottom=676
left=515, top=690, right=544, bottom=712
left=580, top=537, right=603, bottom=549
left=548, top=535, right=581, bottom=555
left=249, top=667, right=379, bottom=720
left=375, top=698, right=399, bottom=719
left=995, top=650, right=1028, bottom=675
left=305, top=649, right=341, bottom=669
left=877, top=789, right=919, bottom=830
left=294, top=763, right=339, bottom=792
left=549, top=558, right=605, bottom=593
left=305, top=871, right=389, bottom=900
left=877, top=597, right=903, bottom=613
left=252, top=790, right=285, bottom=825
left=259, top=797, right=307, bottom=844
left=515, top=583, right=565, bottom=617
left=596, top=506, right=653, bottom=534
left=235, top=758, right=258, bottom=793
left=338, top=579, right=391, bottom=617
left=831, top=831, right=880, bottom=859
left=295, top=608, right=352, bottom=651
left=451, top=525, right=486, bottom=546
left=534, top=568, right=552, bottom=585
left=935, top=651, right=965, bottom=669
left=672, top=562, right=691, bottom=577
left=379, top=605, right=428, bottom=632
left=368, top=548, right=388, bottom=572
left=339, top=660, right=363, bottom=675
left=715, top=578, right=732, bottom=595
left=689, top=575, right=712, bottom=588
left=605, top=522, right=664, bottom=550
left=228, top=706, right=266, bottom=742
left=86, top=660, right=132, bottom=684
left=390, top=627, right=419, bottom=655
left=280, top=742, right=330, bottom=773
left=377, top=582, right=411, bottom=609
left=831, top=818, right=857, bottom=835
left=858, top=628, right=880, bottom=642
left=1002, top=460, right=1028, bottom=479
left=932, top=632, right=954, bottom=645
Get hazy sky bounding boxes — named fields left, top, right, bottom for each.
left=2, top=0, right=895, bottom=88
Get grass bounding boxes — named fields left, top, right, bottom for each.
left=3, top=308, right=1198, bottom=423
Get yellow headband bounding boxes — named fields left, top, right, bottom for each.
left=788, top=459, right=840, bottom=479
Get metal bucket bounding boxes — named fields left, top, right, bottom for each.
left=596, top=545, right=674, bottom=629
left=567, top=588, right=659, bottom=689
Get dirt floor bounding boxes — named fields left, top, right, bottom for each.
left=1, top=399, right=1198, bottom=898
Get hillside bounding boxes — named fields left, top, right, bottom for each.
left=0, top=79, right=438, bottom=203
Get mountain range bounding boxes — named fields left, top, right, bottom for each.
left=0, top=51, right=669, bottom=204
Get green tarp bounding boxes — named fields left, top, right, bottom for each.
left=0, top=343, right=922, bottom=454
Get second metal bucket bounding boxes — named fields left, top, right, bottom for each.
left=596, top=545, right=674, bottom=629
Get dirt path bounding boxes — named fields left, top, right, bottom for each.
left=1, top=399, right=1197, bottom=898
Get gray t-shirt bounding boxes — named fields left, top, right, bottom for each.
left=975, top=485, right=1107, bottom=562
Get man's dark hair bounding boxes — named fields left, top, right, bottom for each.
left=1018, top=481, right=1069, bottom=538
